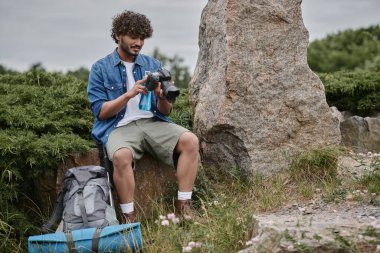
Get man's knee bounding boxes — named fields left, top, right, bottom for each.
left=112, top=148, right=133, bottom=168
left=178, top=132, right=199, bottom=153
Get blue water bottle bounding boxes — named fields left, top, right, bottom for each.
left=139, top=71, right=152, bottom=111
left=139, top=90, right=152, bottom=111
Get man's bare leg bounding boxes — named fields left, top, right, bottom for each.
left=175, top=132, right=199, bottom=192
left=112, top=148, right=136, bottom=222
left=174, top=132, right=199, bottom=215
left=112, top=148, right=135, bottom=203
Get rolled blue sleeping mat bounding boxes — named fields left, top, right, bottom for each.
left=28, top=223, right=143, bottom=253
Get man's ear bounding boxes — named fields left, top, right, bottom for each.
left=116, top=35, right=121, bottom=43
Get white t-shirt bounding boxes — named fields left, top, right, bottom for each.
left=116, top=61, right=153, bottom=127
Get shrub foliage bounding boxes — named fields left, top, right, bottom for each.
left=308, top=25, right=380, bottom=72
left=307, top=25, right=380, bottom=116
left=0, top=70, right=94, bottom=250
left=318, top=71, right=380, bottom=116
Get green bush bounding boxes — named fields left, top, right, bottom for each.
left=308, top=25, right=380, bottom=72
left=318, top=71, right=380, bottom=116
left=0, top=70, right=94, bottom=251
left=0, top=71, right=94, bottom=176
left=307, top=25, right=380, bottom=116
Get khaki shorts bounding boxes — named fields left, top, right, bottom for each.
left=106, top=117, right=189, bottom=168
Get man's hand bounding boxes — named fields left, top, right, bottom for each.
left=153, top=82, right=165, bottom=100
left=126, top=77, right=148, bottom=99
left=154, top=82, right=172, bottom=115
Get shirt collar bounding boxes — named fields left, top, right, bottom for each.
left=112, top=48, right=145, bottom=67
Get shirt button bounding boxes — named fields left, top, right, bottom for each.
left=122, top=69, right=125, bottom=72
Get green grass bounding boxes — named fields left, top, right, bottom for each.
left=141, top=165, right=254, bottom=252
left=289, top=147, right=342, bottom=183
left=358, top=161, right=380, bottom=194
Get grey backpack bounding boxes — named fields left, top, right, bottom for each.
left=42, top=166, right=119, bottom=233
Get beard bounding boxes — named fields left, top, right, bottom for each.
left=120, top=39, right=141, bottom=57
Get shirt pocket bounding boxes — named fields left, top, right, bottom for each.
left=104, top=82, right=124, bottom=100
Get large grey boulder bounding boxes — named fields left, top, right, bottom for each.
left=189, top=0, right=341, bottom=175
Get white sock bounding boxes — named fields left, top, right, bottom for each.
left=178, top=191, right=192, bottom=200
left=120, top=202, right=134, bottom=214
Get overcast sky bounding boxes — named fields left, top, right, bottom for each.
left=0, top=0, right=379, bottom=73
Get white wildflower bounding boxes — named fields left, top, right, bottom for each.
left=172, top=217, right=180, bottom=224
left=182, top=246, right=192, bottom=252
left=161, top=220, right=170, bottom=226
left=188, top=241, right=196, bottom=248
left=167, top=213, right=176, bottom=220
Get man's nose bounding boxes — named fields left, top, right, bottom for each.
left=135, top=38, right=143, bottom=45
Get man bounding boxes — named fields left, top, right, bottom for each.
left=87, top=10, right=199, bottom=223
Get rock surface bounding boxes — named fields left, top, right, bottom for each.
left=340, top=116, right=380, bottom=153
left=239, top=201, right=379, bottom=253
left=190, top=0, right=341, bottom=175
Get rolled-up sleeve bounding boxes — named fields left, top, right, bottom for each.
left=87, top=63, right=107, bottom=120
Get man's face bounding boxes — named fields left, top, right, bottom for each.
left=118, top=34, right=145, bottom=57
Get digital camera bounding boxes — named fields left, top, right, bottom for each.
left=145, top=68, right=180, bottom=103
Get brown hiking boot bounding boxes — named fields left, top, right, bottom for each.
left=175, top=199, right=197, bottom=220
left=121, top=211, right=137, bottom=224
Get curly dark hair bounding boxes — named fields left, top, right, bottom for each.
left=111, top=10, right=153, bottom=44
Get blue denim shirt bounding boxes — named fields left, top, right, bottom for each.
left=87, top=48, right=171, bottom=144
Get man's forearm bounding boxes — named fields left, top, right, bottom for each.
left=98, top=93, right=131, bottom=120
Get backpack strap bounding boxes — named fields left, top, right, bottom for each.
left=41, top=191, right=65, bottom=233
left=76, top=187, right=89, bottom=228
left=65, top=230, right=76, bottom=253
left=91, top=227, right=103, bottom=252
